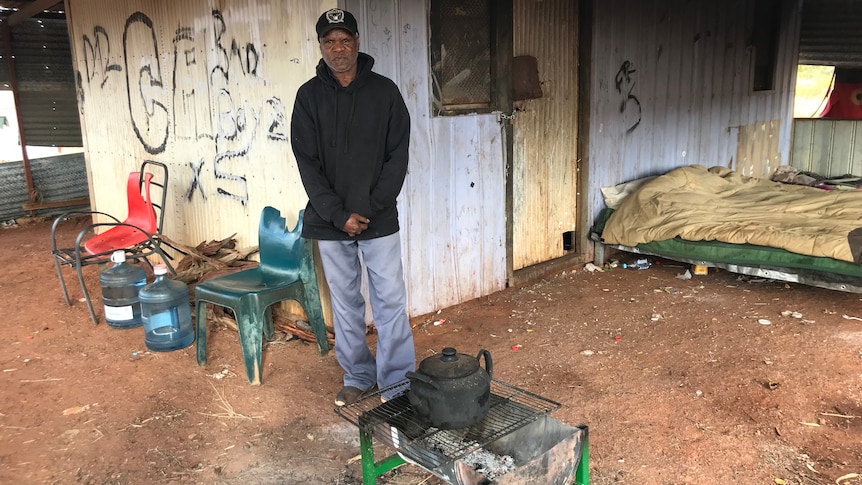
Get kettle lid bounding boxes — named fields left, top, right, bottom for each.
left=416, top=347, right=479, bottom=379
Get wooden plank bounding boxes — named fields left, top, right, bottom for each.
left=21, top=197, right=89, bottom=211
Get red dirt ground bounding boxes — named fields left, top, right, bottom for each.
left=1, top=216, right=861, bottom=485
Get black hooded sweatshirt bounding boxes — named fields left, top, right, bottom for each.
left=291, top=52, right=410, bottom=240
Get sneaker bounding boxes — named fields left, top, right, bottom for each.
left=335, top=386, right=367, bottom=406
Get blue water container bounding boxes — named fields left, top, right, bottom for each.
left=139, top=264, right=194, bottom=352
left=99, top=250, right=147, bottom=329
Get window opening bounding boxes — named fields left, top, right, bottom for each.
left=430, top=0, right=495, bottom=115
left=752, top=0, right=781, bottom=92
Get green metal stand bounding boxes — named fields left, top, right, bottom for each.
left=358, top=424, right=590, bottom=485
left=360, top=427, right=406, bottom=485
left=575, top=424, right=590, bottom=485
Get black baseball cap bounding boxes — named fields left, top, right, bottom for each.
left=316, top=8, right=359, bottom=39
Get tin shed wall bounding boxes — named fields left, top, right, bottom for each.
left=511, top=0, right=579, bottom=270
left=791, top=119, right=862, bottom=177
left=586, top=0, right=801, bottom=225
left=65, top=0, right=333, bottom=256
left=345, top=0, right=507, bottom=316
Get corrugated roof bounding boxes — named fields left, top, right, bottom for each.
left=0, top=1, right=64, bottom=15
left=0, top=5, right=81, bottom=147
left=800, top=0, right=862, bottom=67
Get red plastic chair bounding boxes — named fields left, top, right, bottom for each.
left=51, top=160, right=176, bottom=324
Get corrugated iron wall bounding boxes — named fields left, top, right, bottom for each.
left=345, top=0, right=507, bottom=316
left=64, top=0, right=504, bottom=318
left=0, top=153, right=89, bottom=221
left=0, top=17, right=82, bottom=146
left=791, top=119, right=862, bottom=176
left=64, top=0, right=332, bottom=260
left=512, top=0, right=579, bottom=270
left=799, top=0, right=862, bottom=67
left=586, top=0, right=801, bottom=224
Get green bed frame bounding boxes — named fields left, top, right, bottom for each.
left=591, top=209, right=862, bottom=293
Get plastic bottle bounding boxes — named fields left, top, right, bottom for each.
left=139, top=264, right=194, bottom=352
left=99, top=250, right=147, bottom=329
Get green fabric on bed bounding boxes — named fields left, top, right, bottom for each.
left=592, top=209, right=862, bottom=278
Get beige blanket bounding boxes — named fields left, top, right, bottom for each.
left=601, top=165, right=862, bottom=263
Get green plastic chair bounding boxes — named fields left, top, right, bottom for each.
left=194, top=207, right=330, bottom=385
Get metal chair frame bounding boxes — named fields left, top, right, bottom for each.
left=50, top=160, right=175, bottom=324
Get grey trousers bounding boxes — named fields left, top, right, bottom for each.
left=318, top=233, right=416, bottom=392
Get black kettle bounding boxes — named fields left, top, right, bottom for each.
left=405, top=347, right=493, bottom=430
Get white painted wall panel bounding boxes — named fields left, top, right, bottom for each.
left=346, top=0, right=507, bottom=317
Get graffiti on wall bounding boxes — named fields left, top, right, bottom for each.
left=76, top=9, right=290, bottom=206
left=82, top=26, right=122, bottom=89
left=615, top=60, right=642, bottom=134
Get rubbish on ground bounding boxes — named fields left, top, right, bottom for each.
left=511, top=344, right=522, bottom=351
left=433, top=319, right=446, bottom=326
left=780, top=311, right=803, bottom=318
left=843, top=314, right=862, bottom=321
left=580, top=350, right=594, bottom=356
left=692, top=264, right=709, bottom=275
left=650, top=313, right=662, bottom=321
left=758, top=319, right=772, bottom=325
left=677, top=270, right=692, bottom=280
left=584, top=263, right=602, bottom=273
left=62, top=404, right=92, bottom=416
left=836, top=474, right=861, bottom=484
left=210, top=368, right=232, bottom=380
left=636, top=258, right=650, bottom=270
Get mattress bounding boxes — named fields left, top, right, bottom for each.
left=599, top=165, right=862, bottom=264
left=590, top=167, right=862, bottom=293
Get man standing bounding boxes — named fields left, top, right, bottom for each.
left=291, top=8, right=415, bottom=406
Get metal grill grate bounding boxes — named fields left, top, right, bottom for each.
left=335, top=378, right=561, bottom=472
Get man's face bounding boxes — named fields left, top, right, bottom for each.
left=319, top=29, right=360, bottom=74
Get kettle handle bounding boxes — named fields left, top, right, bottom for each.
left=477, top=349, right=493, bottom=378
left=405, top=370, right=440, bottom=390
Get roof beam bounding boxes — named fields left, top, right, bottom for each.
left=7, top=0, right=62, bottom=27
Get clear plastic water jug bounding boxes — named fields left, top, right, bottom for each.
left=139, top=264, right=194, bottom=352
left=99, top=250, right=147, bottom=329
